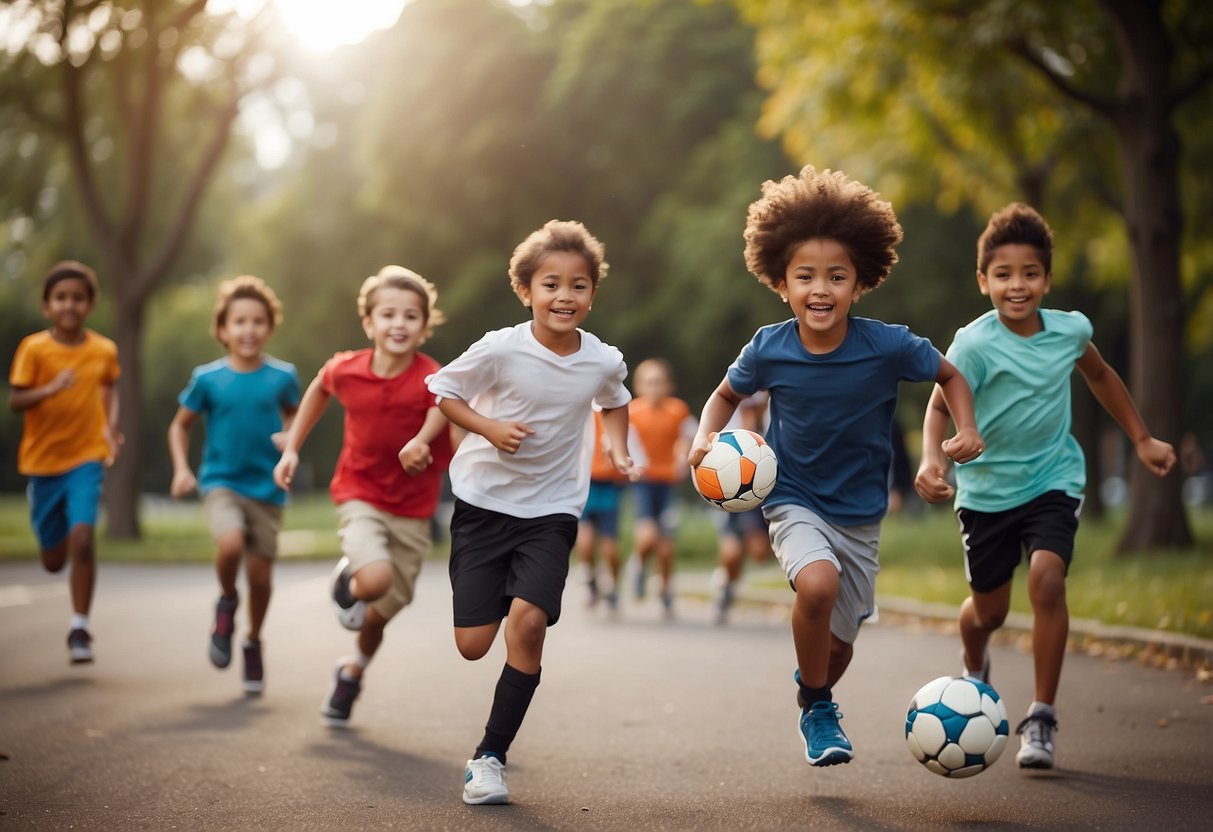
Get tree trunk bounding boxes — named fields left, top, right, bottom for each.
left=105, top=296, right=145, bottom=539
left=1110, top=4, right=1192, bottom=552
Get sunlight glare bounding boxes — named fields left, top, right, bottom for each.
left=274, top=0, right=408, bottom=52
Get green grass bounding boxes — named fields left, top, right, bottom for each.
left=2, top=493, right=1210, bottom=639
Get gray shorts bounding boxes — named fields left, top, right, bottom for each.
left=337, top=500, right=431, bottom=620
left=764, top=503, right=880, bottom=644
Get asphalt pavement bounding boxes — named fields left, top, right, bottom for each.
left=1, top=560, right=1211, bottom=830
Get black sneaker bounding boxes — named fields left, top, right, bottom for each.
left=242, top=640, right=264, bottom=695
left=67, top=628, right=94, bottom=664
left=210, top=593, right=238, bottom=668
left=321, top=663, right=362, bottom=727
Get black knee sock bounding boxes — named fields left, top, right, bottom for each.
left=474, top=663, right=541, bottom=764
left=798, top=682, right=832, bottom=709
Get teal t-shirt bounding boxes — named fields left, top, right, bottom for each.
left=178, top=357, right=301, bottom=505
left=947, top=308, right=1093, bottom=512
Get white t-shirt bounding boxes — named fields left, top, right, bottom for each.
left=428, top=322, right=632, bottom=518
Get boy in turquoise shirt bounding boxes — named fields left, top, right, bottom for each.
left=916, top=203, right=1175, bottom=770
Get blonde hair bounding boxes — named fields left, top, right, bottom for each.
left=211, top=275, right=283, bottom=345
left=357, top=265, right=445, bottom=340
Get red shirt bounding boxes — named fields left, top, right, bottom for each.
left=321, top=350, right=452, bottom=518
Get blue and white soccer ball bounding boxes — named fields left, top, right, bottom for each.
left=905, top=675, right=1010, bottom=778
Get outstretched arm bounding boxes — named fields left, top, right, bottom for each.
left=399, top=405, right=450, bottom=475
left=1076, top=342, right=1175, bottom=477
left=438, top=396, right=534, bottom=454
left=273, top=375, right=332, bottom=490
left=101, top=381, right=123, bottom=465
left=687, top=378, right=744, bottom=467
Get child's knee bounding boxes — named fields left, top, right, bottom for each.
left=454, top=629, right=494, bottom=661
left=216, top=531, right=245, bottom=560
left=41, top=544, right=68, bottom=573
left=793, top=564, right=838, bottom=614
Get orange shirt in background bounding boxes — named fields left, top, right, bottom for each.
left=628, top=396, right=694, bottom=484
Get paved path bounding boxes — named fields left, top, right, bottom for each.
left=1, top=561, right=1211, bottom=830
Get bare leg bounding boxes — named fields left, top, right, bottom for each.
left=959, top=583, right=1011, bottom=675
left=244, top=555, right=272, bottom=642
left=66, top=524, right=96, bottom=616
left=215, top=529, right=244, bottom=599
left=346, top=607, right=389, bottom=680
left=791, top=561, right=839, bottom=688
left=1026, top=550, right=1068, bottom=704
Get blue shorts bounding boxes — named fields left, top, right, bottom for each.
left=633, top=481, right=678, bottom=537
left=27, top=461, right=105, bottom=550
left=580, top=481, right=622, bottom=538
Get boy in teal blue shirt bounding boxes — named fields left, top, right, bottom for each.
left=169, top=276, right=300, bottom=695
left=916, top=203, right=1175, bottom=770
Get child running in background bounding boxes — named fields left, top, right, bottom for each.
left=709, top=392, right=773, bottom=625
left=9, top=261, right=121, bottom=664
left=428, top=219, right=634, bottom=805
left=689, top=166, right=984, bottom=768
left=574, top=410, right=629, bottom=613
left=916, top=203, right=1175, bottom=770
left=626, top=358, right=697, bottom=617
left=274, top=266, right=453, bottom=727
left=169, top=276, right=300, bottom=695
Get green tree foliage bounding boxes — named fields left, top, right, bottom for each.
left=737, top=0, right=1213, bottom=549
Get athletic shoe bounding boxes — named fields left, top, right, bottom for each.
left=330, top=557, right=366, bottom=631
left=463, top=755, right=509, bottom=805
left=660, top=591, right=675, bottom=619
left=242, top=640, right=264, bottom=695
left=67, top=628, right=94, bottom=664
left=209, top=593, right=238, bottom=668
left=321, top=662, right=362, bottom=727
left=1015, top=711, right=1058, bottom=769
left=799, top=701, right=854, bottom=766
left=960, top=649, right=991, bottom=684
left=603, top=590, right=619, bottom=614
left=584, top=578, right=600, bottom=608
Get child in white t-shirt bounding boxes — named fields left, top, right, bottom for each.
left=427, top=219, right=635, bottom=806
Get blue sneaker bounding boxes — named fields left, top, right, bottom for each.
left=799, top=701, right=854, bottom=766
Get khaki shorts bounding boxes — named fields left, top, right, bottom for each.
left=337, top=500, right=431, bottom=620
left=204, top=488, right=283, bottom=560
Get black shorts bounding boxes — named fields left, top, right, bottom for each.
left=448, top=499, right=578, bottom=628
left=956, top=490, right=1082, bottom=593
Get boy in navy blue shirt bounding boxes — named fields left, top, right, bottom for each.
left=169, top=276, right=300, bottom=695
left=690, top=166, right=984, bottom=768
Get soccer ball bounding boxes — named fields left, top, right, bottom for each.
left=692, top=429, right=777, bottom=513
left=905, top=675, right=1009, bottom=778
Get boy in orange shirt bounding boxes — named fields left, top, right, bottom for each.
left=574, top=410, right=629, bottom=612
left=627, top=358, right=697, bottom=616
left=9, top=261, right=121, bottom=664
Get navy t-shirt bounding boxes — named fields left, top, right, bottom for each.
left=727, top=317, right=940, bottom=526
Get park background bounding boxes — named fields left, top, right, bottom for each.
left=0, top=0, right=1210, bottom=638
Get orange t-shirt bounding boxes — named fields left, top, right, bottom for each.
left=628, top=396, right=695, bottom=484
left=588, top=410, right=627, bottom=483
left=10, top=330, right=120, bottom=476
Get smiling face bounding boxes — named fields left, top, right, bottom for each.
left=778, top=238, right=860, bottom=353
left=42, top=276, right=94, bottom=341
left=978, top=243, right=1051, bottom=337
left=362, top=285, right=427, bottom=359
left=218, top=297, right=273, bottom=365
left=516, top=250, right=596, bottom=353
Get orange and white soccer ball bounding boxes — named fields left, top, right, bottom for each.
left=692, top=429, right=777, bottom=513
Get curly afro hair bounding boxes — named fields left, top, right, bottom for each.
left=743, top=166, right=902, bottom=295
left=508, top=220, right=608, bottom=300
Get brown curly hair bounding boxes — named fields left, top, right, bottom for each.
left=508, top=220, right=608, bottom=300
left=977, top=203, right=1053, bottom=274
left=743, top=166, right=902, bottom=295
left=357, top=265, right=445, bottom=340
left=211, top=275, right=283, bottom=345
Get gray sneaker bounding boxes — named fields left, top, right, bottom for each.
left=67, top=628, right=94, bottom=664
left=209, top=594, right=238, bottom=668
left=1015, top=711, right=1058, bottom=769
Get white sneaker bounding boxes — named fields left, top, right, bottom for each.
left=1015, top=711, right=1058, bottom=769
left=330, top=557, right=366, bottom=631
left=463, top=756, right=509, bottom=805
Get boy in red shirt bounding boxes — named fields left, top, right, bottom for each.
left=275, top=265, right=453, bottom=726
